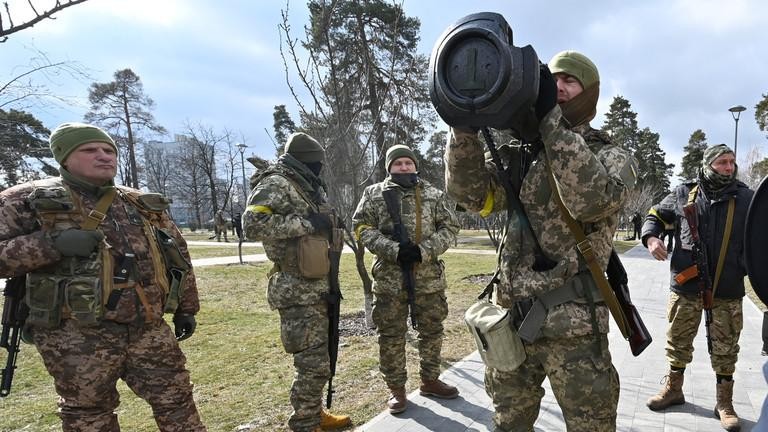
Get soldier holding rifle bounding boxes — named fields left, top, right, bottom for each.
left=352, top=145, right=459, bottom=415
left=642, top=144, right=753, bottom=431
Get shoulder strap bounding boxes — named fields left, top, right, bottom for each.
left=271, top=172, right=319, bottom=212
left=712, top=198, right=735, bottom=296
left=79, top=188, right=117, bottom=230
left=545, top=159, right=631, bottom=339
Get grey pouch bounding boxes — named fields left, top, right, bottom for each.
left=64, top=276, right=103, bottom=326
left=25, top=274, right=64, bottom=328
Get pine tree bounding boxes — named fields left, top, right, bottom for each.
left=679, top=129, right=707, bottom=181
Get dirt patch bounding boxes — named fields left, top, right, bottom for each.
left=463, top=273, right=494, bottom=286
left=339, top=310, right=377, bottom=337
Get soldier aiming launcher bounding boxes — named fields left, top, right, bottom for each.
left=382, top=189, right=418, bottom=329
left=682, top=202, right=714, bottom=354
left=1, top=276, right=28, bottom=397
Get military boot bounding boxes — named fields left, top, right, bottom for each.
left=419, top=379, right=459, bottom=399
left=646, top=370, right=685, bottom=411
left=387, top=386, right=407, bottom=414
left=714, top=380, right=741, bottom=431
left=319, top=409, right=351, bottom=430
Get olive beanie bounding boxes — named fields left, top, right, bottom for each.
left=49, top=122, right=117, bottom=164
left=385, top=145, right=418, bottom=171
left=284, top=132, right=324, bottom=163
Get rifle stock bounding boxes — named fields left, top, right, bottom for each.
left=682, top=202, right=714, bottom=354
left=1, top=276, right=28, bottom=397
left=325, top=209, right=344, bottom=408
left=382, top=190, right=417, bottom=329
left=607, top=251, right=652, bottom=356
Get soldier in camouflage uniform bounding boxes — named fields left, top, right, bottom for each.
left=242, top=132, right=350, bottom=432
left=642, top=144, right=753, bottom=431
left=352, top=145, right=460, bottom=414
left=214, top=209, right=228, bottom=242
left=0, top=122, right=206, bottom=432
left=446, top=51, right=638, bottom=431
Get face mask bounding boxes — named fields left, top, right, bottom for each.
left=390, top=173, right=419, bottom=188
left=304, top=161, right=323, bottom=176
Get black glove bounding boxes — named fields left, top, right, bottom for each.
left=397, top=242, right=422, bottom=264
left=53, top=229, right=104, bottom=257
left=535, top=64, right=558, bottom=122
left=173, top=313, right=196, bottom=341
left=307, top=212, right=332, bottom=233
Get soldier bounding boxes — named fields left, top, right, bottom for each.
left=214, top=209, right=228, bottom=242
left=0, top=122, right=206, bottom=431
left=642, top=144, right=753, bottom=431
left=446, top=51, right=638, bottom=431
left=631, top=212, right=643, bottom=240
left=242, top=132, right=350, bottom=432
left=352, top=145, right=460, bottom=414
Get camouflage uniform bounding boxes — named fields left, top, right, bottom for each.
left=214, top=210, right=228, bottom=242
left=242, top=157, right=332, bottom=432
left=447, top=103, right=637, bottom=431
left=642, top=179, right=753, bottom=375
left=0, top=175, right=205, bottom=432
left=352, top=177, right=459, bottom=387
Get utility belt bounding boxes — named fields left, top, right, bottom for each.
left=511, top=271, right=603, bottom=343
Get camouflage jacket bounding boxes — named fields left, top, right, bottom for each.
left=446, top=105, right=638, bottom=338
left=242, top=162, right=329, bottom=309
left=352, top=177, right=459, bottom=296
left=642, top=180, right=753, bottom=299
left=0, top=176, right=200, bottom=325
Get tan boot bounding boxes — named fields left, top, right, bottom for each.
left=646, top=370, right=685, bottom=411
left=319, top=409, right=351, bottom=430
left=714, top=380, right=741, bottom=431
left=419, top=379, right=459, bottom=399
left=387, top=386, right=407, bottom=414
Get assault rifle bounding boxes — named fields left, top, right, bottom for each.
left=1, top=276, right=28, bottom=397
left=682, top=202, right=714, bottom=354
left=607, top=250, right=653, bottom=356
left=480, top=128, right=556, bottom=271
left=382, top=189, right=418, bottom=329
left=325, top=209, right=344, bottom=408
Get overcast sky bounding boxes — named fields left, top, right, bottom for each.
left=3, top=0, right=767, bottom=182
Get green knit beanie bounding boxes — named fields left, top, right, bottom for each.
left=548, top=50, right=600, bottom=89
left=284, top=132, right=324, bottom=163
left=385, top=145, right=418, bottom=171
left=49, top=122, right=117, bottom=164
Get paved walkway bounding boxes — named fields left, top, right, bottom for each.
left=356, top=245, right=768, bottom=432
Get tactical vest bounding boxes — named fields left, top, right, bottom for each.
left=24, top=177, right=187, bottom=328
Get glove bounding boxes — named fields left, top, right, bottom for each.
left=307, top=212, right=332, bottom=233
left=173, top=313, right=196, bottom=341
left=396, top=242, right=422, bottom=264
left=534, top=64, right=557, bottom=122
left=53, top=229, right=104, bottom=257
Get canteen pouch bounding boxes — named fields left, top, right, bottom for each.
left=297, top=234, right=330, bottom=279
left=155, top=228, right=191, bottom=313
left=64, top=276, right=103, bottom=326
left=464, top=300, right=526, bottom=371
left=24, top=274, right=64, bottom=328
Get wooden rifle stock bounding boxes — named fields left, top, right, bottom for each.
left=606, top=251, right=652, bottom=356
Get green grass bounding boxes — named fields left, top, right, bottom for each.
left=187, top=245, right=264, bottom=259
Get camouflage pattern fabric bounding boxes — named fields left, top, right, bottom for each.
left=665, top=292, right=743, bottom=375
left=214, top=210, right=228, bottom=242
left=279, top=303, right=330, bottom=432
left=352, top=178, right=459, bottom=296
left=446, top=104, right=637, bottom=430
left=32, top=319, right=205, bottom=432
left=242, top=162, right=332, bottom=431
left=485, top=335, right=619, bottom=432
left=353, top=177, right=458, bottom=386
left=372, top=291, right=448, bottom=387
left=0, top=176, right=204, bottom=431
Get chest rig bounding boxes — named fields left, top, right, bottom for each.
left=24, top=178, right=185, bottom=328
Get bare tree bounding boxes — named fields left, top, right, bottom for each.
left=171, top=136, right=209, bottom=230
left=0, top=0, right=88, bottom=42
left=739, top=144, right=766, bottom=189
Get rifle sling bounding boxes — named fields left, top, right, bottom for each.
left=545, top=159, right=631, bottom=339
left=79, top=188, right=117, bottom=231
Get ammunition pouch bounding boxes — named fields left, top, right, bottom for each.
left=297, top=234, right=330, bottom=279
left=64, top=276, right=103, bottom=326
left=514, top=271, right=602, bottom=343
left=24, top=274, right=64, bottom=328
left=155, top=228, right=191, bottom=313
left=464, top=300, right=526, bottom=371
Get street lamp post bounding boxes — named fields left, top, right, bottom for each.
left=728, top=105, right=747, bottom=157
left=236, top=143, right=248, bottom=205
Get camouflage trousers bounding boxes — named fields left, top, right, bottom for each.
left=665, top=292, right=743, bottom=375
left=215, top=224, right=228, bottom=242
left=372, top=290, right=448, bottom=387
left=485, top=334, right=619, bottom=432
left=32, top=318, right=206, bottom=432
left=278, top=303, right=330, bottom=432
